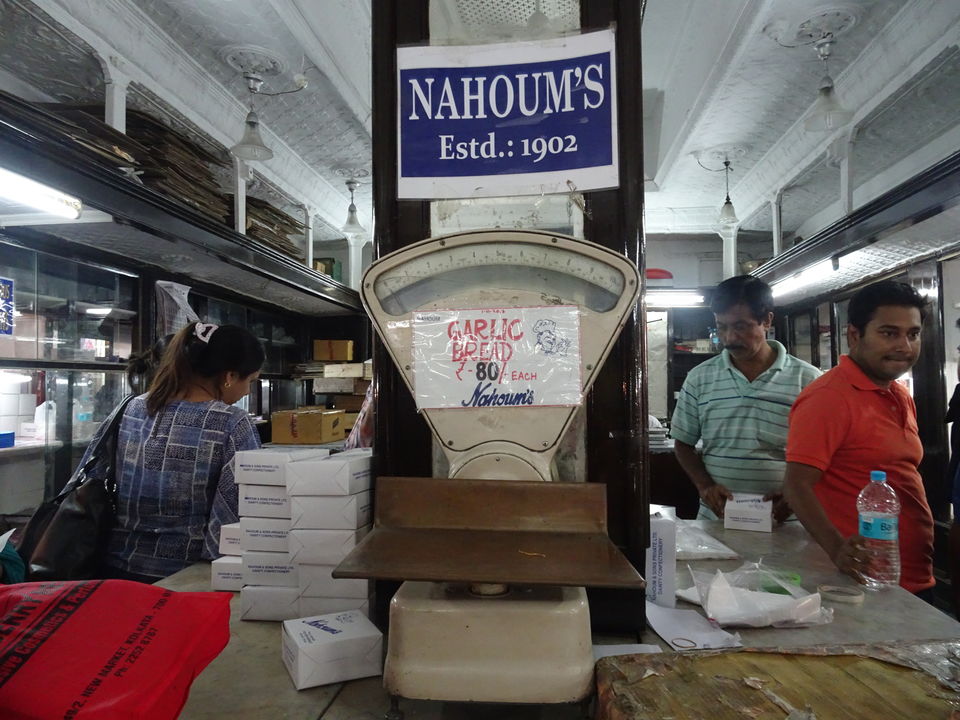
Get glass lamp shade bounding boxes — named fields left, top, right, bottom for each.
left=718, top=196, right=738, bottom=226
left=230, top=111, right=273, bottom=161
left=341, top=203, right=366, bottom=235
left=803, top=76, right=853, bottom=133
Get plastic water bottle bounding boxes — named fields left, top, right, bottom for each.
left=856, top=470, right=901, bottom=589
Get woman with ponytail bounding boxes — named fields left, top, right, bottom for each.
left=85, top=321, right=264, bottom=582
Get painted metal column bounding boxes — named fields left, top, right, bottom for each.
left=302, top=205, right=314, bottom=269
left=771, top=190, right=783, bottom=257
left=104, top=74, right=129, bottom=133
left=346, top=235, right=366, bottom=290
left=839, top=139, right=854, bottom=215
left=233, top=158, right=247, bottom=235
left=720, top=224, right=739, bottom=278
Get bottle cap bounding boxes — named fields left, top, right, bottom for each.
left=870, top=470, right=886, bottom=482
left=818, top=585, right=865, bottom=604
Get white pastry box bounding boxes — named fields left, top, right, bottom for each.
left=240, top=517, right=291, bottom=553
left=240, top=585, right=371, bottom=622
left=287, top=526, right=371, bottom=565
left=281, top=610, right=383, bottom=690
left=242, top=550, right=299, bottom=587
left=219, top=522, right=242, bottom=556
left=234, top=447, right=330, bottom=486
left=289, top=492, right=371, bottom=530
left=285, top=454, right=372, bottom=496
left=239, top=483, right=291, bottom=518
left=298, top=564, right=373, bottom=599
left=211, top=555, right=243, bottom=592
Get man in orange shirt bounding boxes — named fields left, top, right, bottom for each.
left=784, top=280, right=935, bottom=598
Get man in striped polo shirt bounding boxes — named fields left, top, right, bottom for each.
left=671, top=275, right=820, bottom=520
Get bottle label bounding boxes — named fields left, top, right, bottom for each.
left=859, top=515, right=898, bottom=541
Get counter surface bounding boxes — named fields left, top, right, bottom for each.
left=159, top=522, right=960, bottom=719
left=157, top=563, right=341, bottom=719
left=664, top=520, right=960, bottom=648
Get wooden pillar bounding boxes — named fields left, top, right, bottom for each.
left=371, top=0, right=433, bottom=627
left=581, top=0, right=646, bottom=632
left=371, top=0, right=646, bottom=633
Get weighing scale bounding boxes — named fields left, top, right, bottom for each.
left=333, top=229, right=645, bottom=717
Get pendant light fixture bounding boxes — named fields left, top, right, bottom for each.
left=717, top=158, right=738, bottom=226
left=230, top=107, right=273, bottom=161
left=222, top=46, right=311, bottom=163
left=341, top=178, right=365, bottom=235
left=803, top=36, right=853, bottom=133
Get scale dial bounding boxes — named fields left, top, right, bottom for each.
left=374, top=240, right=627, bottom=315
left=361, top=229, right=639, bottom=474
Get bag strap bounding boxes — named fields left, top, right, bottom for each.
left=58, top=394, right=137, bottom=499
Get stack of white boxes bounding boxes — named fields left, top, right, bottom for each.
left=212, top=446, right=329, bottom=594
left=213, top=445, right=374, bottom=623
left=285, top=447, right=373, bottom=620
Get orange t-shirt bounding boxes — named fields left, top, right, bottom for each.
left=786, top=356, right=934, bottom=592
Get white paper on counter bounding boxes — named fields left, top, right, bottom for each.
left=593, top=644, right=663, bottom=661
left=644, top=600, right=742, bottom=652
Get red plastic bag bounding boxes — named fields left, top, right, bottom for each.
left=0, top=579, right=230, bottom=719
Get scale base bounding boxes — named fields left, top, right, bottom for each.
left=383, top=581, right=594, bottom=704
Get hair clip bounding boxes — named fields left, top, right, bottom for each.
left=194, top=322, right=219, bottom=343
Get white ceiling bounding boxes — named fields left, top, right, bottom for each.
left=642, top=0, right=960, bottom=239
left=1, top=0, right=959, bottom=280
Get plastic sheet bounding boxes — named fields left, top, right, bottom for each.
left=678, top=561, right=833, bottom=628
left=675, top=521, right=739, bottom=560
left=0, top=579, right=230, bottom=719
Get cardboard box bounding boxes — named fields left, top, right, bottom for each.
left=342, top=412, right=359, bottom=430
left=312, top=377, right=356, bottom=394
left=219, top=522, right=242, bottom=556
left=240, top=585, right=371, bottom=622
left=286, top=454, right=372, bottom=496
left=724, top=493, right=773, bottom=532
left=212, top=555, right=243, bottom=592
left=272, top=409, right=346, bottom=445
left=239, top=483, right=291, bottom=519
left=240, top=516, right=291, bottom=552
left=329, top=394, right=364, bottom=412
left=315, top=363, right=364, bottom=378
left=235, top=447, right=330, bottom=486
left=281, top=610, right=382, bottom=690
left=298, top=564, right=373, bottom=598
left=313, top=340, right=354, bottom=362
left=287, top=526, right=371, bottom=564
left=644, top=511, right=677, bottom=608
left=242, top=550, right=299, bottom=587
left=290, top=492, right=371, bottom=530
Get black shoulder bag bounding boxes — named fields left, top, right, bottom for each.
left=16, top=394, right=136, bottom=580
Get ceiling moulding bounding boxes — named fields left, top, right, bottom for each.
left=645, top=206, right=731, bottom=235
left=32, top=0, right=346, bottom=233
left=1, top=0, right=104, bottom=103
left=264, top=0, right=372, bottom=134
left=651, top=0, right=768, bottom=191
left=731, top=0, right=960, bottom=231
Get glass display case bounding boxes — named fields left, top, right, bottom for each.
left=0, top=242, right=137, bottom=362
left=0, top=367, right=129, bottom=515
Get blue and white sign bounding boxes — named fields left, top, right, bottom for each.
left=397, top=29, right=618, bottom=199
left=0, top=277, right=13, bottom=336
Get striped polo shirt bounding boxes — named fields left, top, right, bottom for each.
left=670, top=341, right=820, bottom=516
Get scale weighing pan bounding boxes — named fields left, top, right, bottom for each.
left=333, top=476, right=645, bottom=588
